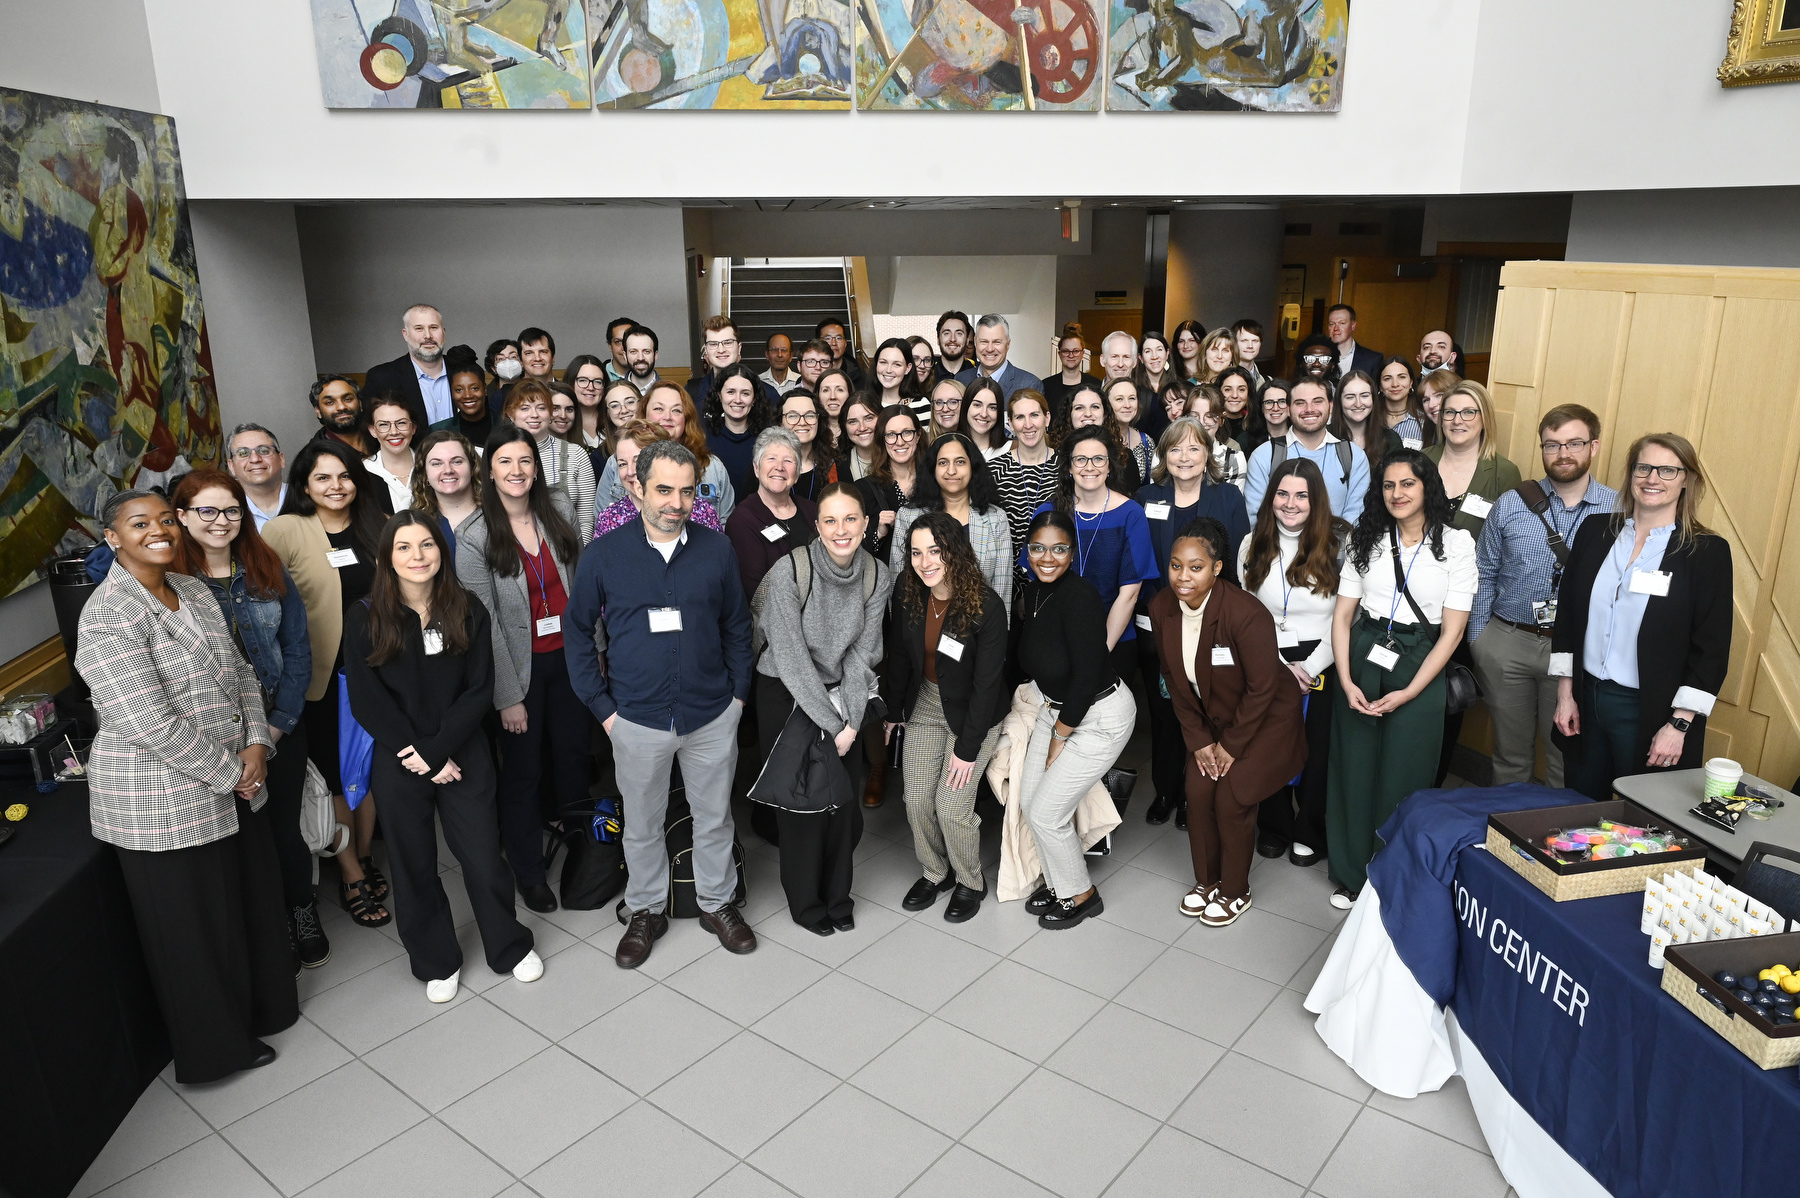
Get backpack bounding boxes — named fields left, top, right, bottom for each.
left=749, top=544, right=879, bottom=662
left=551, top=795, right=628, bottom=910
left=1268, top=435, right=1353, bottom=485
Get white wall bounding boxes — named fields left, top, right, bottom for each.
left=0, top=0, right=161, bottom=113
left=1566, top=187, right=1800, bottom=269
left=295, top=205, right=693, bottom=372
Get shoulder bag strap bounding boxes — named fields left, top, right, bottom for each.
left=1390, top=527, right=1439, bottom=639
left=1512, top=479, right=1569, bottom=567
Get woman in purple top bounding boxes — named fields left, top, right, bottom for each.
left=592, top=419, right=723, bottom=540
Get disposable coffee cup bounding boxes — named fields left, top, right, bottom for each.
left=1703, top=758, right=1743, bottom=799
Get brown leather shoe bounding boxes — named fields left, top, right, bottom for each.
left=615, top=909, right=668, bottom=970
left=862, top=760, right=886, bottom=808
left=697, top=904, right=757, bottom=954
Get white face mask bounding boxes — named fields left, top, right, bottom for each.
left=495, top=359, right=523, bottom=380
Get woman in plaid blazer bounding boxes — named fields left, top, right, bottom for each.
left=76, top=490, right=298, bottom=1083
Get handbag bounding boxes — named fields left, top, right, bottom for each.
left=1392, top=530, right=1483, bottom=716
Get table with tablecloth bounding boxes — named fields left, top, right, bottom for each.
left=1307, top=783, right=1800, bottom=1198
left=0, top=781, right=168, bottom=1198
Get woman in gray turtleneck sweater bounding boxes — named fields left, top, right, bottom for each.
left=754, top=482, right=894, bottom=936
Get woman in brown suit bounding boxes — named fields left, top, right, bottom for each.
left=1151, top=516, right=1307, bottom=927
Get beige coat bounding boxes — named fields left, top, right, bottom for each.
left=262, top=513, right=342, bottom=702
left=985, top=682, right=1121, bottom=902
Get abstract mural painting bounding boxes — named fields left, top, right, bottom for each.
left=855, top=0, right=1104, bottom=110
left=1106, top=0, right=1347, bottom=111
left=0, top=89, right=219, bottom=597
left=309, top=0, right=591, bottom=108
left=588, top=0, right=853, bottom=108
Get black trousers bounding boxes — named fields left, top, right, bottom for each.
left=113, top=800, right=299, bottom=1084
left=1139, top=634, right=1186, bottom=805
left=264, top=722, right=314, bottom=909
left=756, top=674, right=863, bottom=926
left=1258, top=670, right=1335, bottom=853
left=497, top=649, right=590, bottom=888
left=373, top=738, right=533, bottom=981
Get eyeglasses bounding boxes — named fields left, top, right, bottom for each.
left=821, top=333, right=845, bottom=345
left=374, top=418, right=413, bottom=433
left=703, top=338, right=739, bottom=351
left=1441, top=407, right=1482, bottom=423
left=799, top=357, right=831, bottom=369
left=1302, top=353, right=1332, bottom=362
left=1540, top=438, right=1592, bottom=454
left=884, top=429, right=918, bottom=444
left=782, top=411, right=819, bottom=425
left=228, top=445, right=276, bottom=459
left=933, top=396, right=960, bottom=409
left=1027, top=543, right=1073, bottom=558
left=573, top=377, right=604, bottom=390
left=1262, top=399, right=1289, bottom=410
left=1070, top=454, right=1110, bottom=469
left=1631, top=463, right=1687, bottom=481
left=183, top=505, right=243, bottom=524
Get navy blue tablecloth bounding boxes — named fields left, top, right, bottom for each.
left=1370, top=783, right=1800, bottom=1198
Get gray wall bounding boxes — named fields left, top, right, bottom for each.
left=1164, top=207, right=1285, bottom=339
left=295, top=205, right=693, bottom=373
left=1566, top=187, right=1800, bottom=270
left=189, top=202, right=320, bottom=462
left=707, top=208, right=1091, bottom=260
left=0, top=0, right=161, bottom=113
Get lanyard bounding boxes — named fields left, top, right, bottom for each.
left=521, top=523, right=552, bottom=618
left=1277, top=542, right=1295, bottom=629
left=1385, top=526, right=1426, bottom=637
left=1075, top=493, right=1109, bottom=578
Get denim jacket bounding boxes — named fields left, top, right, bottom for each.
left=82, top=543, right=311, bottom=735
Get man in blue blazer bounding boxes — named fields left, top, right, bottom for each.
left=952, top=314, right=1044, bottom=401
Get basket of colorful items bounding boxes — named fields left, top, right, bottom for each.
left=1484, top=799, right=1707, bottom=901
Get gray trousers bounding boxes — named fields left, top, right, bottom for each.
left=901, top=681, right=1000, bottom=891
left=1018, top=685, right=1137, bottom=899
left=1470, top=619, right=1562, bottom=787
left=612, top=703, right=742, bottom=914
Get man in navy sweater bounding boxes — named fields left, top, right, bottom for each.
left=565, top=440, right=758, bottom=968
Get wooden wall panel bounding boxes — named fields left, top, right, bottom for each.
left=1489, top=286, right=1550, bottom=389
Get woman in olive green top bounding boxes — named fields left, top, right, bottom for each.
left=1422, top=378, right=1520, bottom=781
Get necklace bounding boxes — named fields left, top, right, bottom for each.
left=928, top=595, right=947, bottom=622
left=1030, top=583, right=1058, bottom=621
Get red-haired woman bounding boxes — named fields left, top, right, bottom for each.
left=172, top=468, right=327, bottom=968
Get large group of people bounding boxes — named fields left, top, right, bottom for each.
left=75, top=298, right=1732, bottom=1085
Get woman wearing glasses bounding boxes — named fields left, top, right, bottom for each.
left=1551, top=434, right=1731, bottom=801
left=857, top=406, right=922, bottom=563
left=562, top=354, right=610, bottom=461
left=908, top=336, right=937, bottom=392
left=362, top=396, right=417, bottom=513
left=780, top=388, right=841, bottom=503
left=926, top=378, right=965, bottom=444
left=725, top=427, right=818, bottom=602
left=1245, top=379, right=1292, bottom=458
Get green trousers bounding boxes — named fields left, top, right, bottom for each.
left=1327, top=614, right=1449, bottom=893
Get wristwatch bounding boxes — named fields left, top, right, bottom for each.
left=1668, top=715, right=1692, bottom=733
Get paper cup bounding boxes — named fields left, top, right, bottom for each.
left=1704, top=757, right=1743, bottom=798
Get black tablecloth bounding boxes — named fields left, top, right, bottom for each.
left=0, top=781, right=168, bottom=1198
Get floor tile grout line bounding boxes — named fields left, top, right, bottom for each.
left=219, top=1056, right=433, bottom=1195
left=79, top=1078, right=228, bottom=1198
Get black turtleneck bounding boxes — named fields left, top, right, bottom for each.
left=1010, top=572, right=1115, bottom=727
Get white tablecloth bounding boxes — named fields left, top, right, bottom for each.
left=1305, top=881, right=1613, bottom=1198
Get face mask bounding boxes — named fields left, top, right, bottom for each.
left=495, top=359, right=523, bottom=380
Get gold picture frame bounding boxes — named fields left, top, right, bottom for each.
left=1720, top=0, right=1800, bottom=86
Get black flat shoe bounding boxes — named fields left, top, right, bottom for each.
left=1174, top=800, right=1188, bottom=831
left=249, top=1042, right=277, bottom=1069
left=1024, top=884, right=1056, bottom=916
left=943, top=884, right=985, bottom=923
left=1039, top=889, right=1104, bottom=930
left=902, top=875, right=956, bottom=911
left=1145, top=793, right=1176, bottom=825
left=1256, top=834, right=1287, bottom=859
left=805, top=917, right=836, bottom=937
left=521, top=883, right=559, bottom=914
left=831, top=914, right=855, bottom=932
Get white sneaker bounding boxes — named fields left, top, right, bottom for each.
left=512, top=950, right=544, bottom=983
left=1329, top=886, right=1356, bottom=911
left=426, top=972, right=460, bottom=1003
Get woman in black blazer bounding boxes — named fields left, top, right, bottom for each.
left=1551, top=433, right=1732, bottom=800
left=883, top=511, right=1009, bottom=923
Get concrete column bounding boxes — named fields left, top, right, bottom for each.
left=1163, top=205, right=1285, bottom=336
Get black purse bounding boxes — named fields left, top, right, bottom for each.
left=1393, top=532, right=1482, bottom=716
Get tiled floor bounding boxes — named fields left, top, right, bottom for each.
left=75, top=761, right=1517, bottom=1198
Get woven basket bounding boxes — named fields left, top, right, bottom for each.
left=1661, top=958, right=1800, bottom=1070
left=1484, top=825, right=1704, bottom=901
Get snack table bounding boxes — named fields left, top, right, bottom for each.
left=1615, top=768, right=1800, bottom=867
left=0, top=780, right=169, bottom=1198
left=1308, top=783, right=1800, bottom=1198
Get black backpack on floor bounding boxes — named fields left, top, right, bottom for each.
left=612, top=787, right=749, bottom=922
left=553, top=795, right=627, bottom=910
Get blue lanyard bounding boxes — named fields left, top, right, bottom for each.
left=1277, top=545, right=1294, bottom=628
left=521, top=523, right=552, bottom=617
left=1385, top=527, right=1425, bottom=636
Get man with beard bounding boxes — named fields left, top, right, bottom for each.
left=605, top=316, right=641, bottom=383
left=564, top=440, right=757, bottom=969
left=623, top=324, right=661, bottom=393
left=309, top=375, right=373, bottom=457
left=1241, top=377, right=1367, bottom=523
left=1292, top=333, right=1339, bottom=388
left=1418, top=328, right=1459, bottom=376
left=934, top=310, right=973, bottom=381
left=1467, top=403, right=1615, bottom=787
left=364, top=304, right=451, bottom=427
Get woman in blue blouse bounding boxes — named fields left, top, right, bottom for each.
left=1027, top=426, right=1160, bottom=686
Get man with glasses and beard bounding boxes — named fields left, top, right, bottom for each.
left=308, top=375, right=374, bottom=458
left=364, top=303, right=451, bottom=426
left=225, top=424, right=288, bottom=530
left=1467, top=404, right=1615, bottom=787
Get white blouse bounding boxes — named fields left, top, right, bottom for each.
left=1237, top=528, right=1337, bottom=680
left=1340, top=526, right=1478, bottom=626
left=363, top=453, right=414, bottom=513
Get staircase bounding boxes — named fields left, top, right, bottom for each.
left=727, top=261, right=853, bottom=376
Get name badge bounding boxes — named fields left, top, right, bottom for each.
left=1134, top=613, right=1153, bottom=631
left=938, top=634, right=965, bottom=661
left=1211, top=646, right=1235, bottom=667
left=1629, top=570, right=1672, bottom=597
left=759, top=523, right=787, bottom=543
left=1402, top=437, right=1423, bottom=451
left=1460, top=493, right=1493, bottom=520
left=1277, top=627, right=1301, bottom=649
left=1143, top=502, right=1172, bottom=521
left=1532, top=599, right=1557, bottom=627
left=1367, top=643, right=1401, bottom=670
left=421, top=628, right=444, bottom=656
left=326, top=547, right=358, bottom=568
left=536, top=615, right=562, bottom=637
left=648, top=607, right=683, bottom=633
